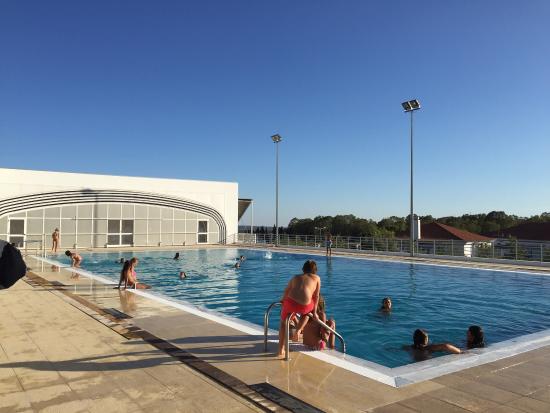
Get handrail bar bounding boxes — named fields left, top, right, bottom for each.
left=263, top=301, right=281, bottom=351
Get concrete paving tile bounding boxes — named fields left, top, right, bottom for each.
left=371, top=403, right=417, bottom=412
left=66, top=375, right=119, bottom=399
left=0, top=373, right=22, bottom=394
left=0, top=391, right=33, bottom=412
left=15, top=368, right=67, bottom=391
left=399, top=394, right=472, bottom=412
left=472, top=372, right=544, bottom=397
left=453, top=380, right=521, bottom=404
left=85, top=389, right=143, bottom=413
left=483, top=406, right=523, bottom=413
left=506, top=396, right=550, bottom=413
left=528, top=386, right=550, bottom=403
left=427, top=387, right=500, bottom=412
left=433, top=374, right=472, bottom=388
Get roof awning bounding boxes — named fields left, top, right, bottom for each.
left=238, top=198, right=253, bottom=221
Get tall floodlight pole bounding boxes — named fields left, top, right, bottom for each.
left=271, top=134, right=282, bottom=246
left=401, top=100, right=421, bottom=257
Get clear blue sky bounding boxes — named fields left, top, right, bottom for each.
left=1, top=1, right=549, bottom=226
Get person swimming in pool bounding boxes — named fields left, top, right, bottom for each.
left=239, top=255, right=246, bottom=261
left=65, top=250, right=82, bottom=267
left=278, top=260, right=321, bottom=359
left=466, top=325, right=485, bottom=349
left=173, top=252, right=180, bottom=260
left=179, top=271, right=187, bottom=279
left=408, top=329, right=461, bottom=361
left=117, top=258, right=124, bottom=264
left=234, top=261, right=240, bottom=269
left=380, top=297, right=392, bottom=312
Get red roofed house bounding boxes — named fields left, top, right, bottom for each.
left=416, top=222, right=493, bottom=257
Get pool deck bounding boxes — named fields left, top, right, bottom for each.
left=1, top=252, right=550, bottom=412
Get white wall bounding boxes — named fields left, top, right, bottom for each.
left=0, top=168, right=238, bottom=237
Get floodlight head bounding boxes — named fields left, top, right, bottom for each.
left=271, top=134, right=282, bottom=143
left=410, top=99, right=420, bottom=110
left=402, top=99, right=421, bottom=112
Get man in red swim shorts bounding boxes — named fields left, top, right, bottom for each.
left=278, top=260, right=321, bottom=358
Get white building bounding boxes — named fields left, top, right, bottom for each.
left=0, top=168, right=245, bottom=249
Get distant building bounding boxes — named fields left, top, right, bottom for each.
left=0, top=168, right=251, bottom=249
left=399, top=222, right=493, bottom=257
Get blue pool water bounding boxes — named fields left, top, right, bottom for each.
left=58, top=248, right=550, bottom=368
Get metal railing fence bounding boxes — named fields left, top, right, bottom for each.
left=227, top=233, right=550, bottom=263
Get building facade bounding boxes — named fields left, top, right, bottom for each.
left=0, top=168, right=239, bottom=249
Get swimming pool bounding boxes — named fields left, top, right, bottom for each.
left=56, top=248, right=550, bottom=368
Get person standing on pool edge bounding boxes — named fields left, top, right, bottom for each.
left=277, top=260, right=321, bottom=359
left=325, top=233, right=333, bottom=257
left=51, top=228, right=60, bottom=253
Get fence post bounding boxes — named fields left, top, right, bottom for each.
left=541, top=244, right=544, bottom=263
left=347, top=237, right=350, bottom=250
left=515, top=240, right=518, bottom=260
left=372, top=237, right=375, bottom=252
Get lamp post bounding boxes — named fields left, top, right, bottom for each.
left=401, top=99, right=421, bottom=257
left=271, top=134, right=282, bottom=246
left=314, top=226, right=326, bottom=248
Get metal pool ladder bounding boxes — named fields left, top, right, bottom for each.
left=263, top=301, right=346, bottom=360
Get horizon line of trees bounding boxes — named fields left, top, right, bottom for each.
left=241, top=211, right=550, bottom=238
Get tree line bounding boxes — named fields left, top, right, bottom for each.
left=244, top=211, right=550, bottom=238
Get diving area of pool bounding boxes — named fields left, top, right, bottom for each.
left=33, top=246, right=550, bottom=387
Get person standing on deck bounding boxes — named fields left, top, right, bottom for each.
left=325, top=233, right=333, bottom=257
left=277, top=260, right=321, bottom=359
left=51, top=228, right=59, bottom=253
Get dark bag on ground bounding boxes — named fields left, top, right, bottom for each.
left=0, top=240, right=27, bottom=289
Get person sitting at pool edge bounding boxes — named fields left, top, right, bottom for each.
left=278, top=259, right=321, bottom=359
left=302, top=294, right=336, bottom=350
left=118, top=257, right=149, bottom=289
left=65, top=250, right=82, bottom=267
left=410, top=329, right=461, bottom=360
left=467, top=325, right=485, bottom=349
left=173, top=252, right=180, bottom=260
left=380, top=297, right=392, bottom=312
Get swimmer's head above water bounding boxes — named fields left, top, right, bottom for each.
left=380, top=297, right=392, bottom=312
left=413, top=329, right=429, bottom=349
left=467, top=325, right=485, bottom=349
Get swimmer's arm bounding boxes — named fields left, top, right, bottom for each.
left=429, top=343, right=461, bottom=354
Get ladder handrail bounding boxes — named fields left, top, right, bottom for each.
left=263, top=300, right=346, bottom=358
